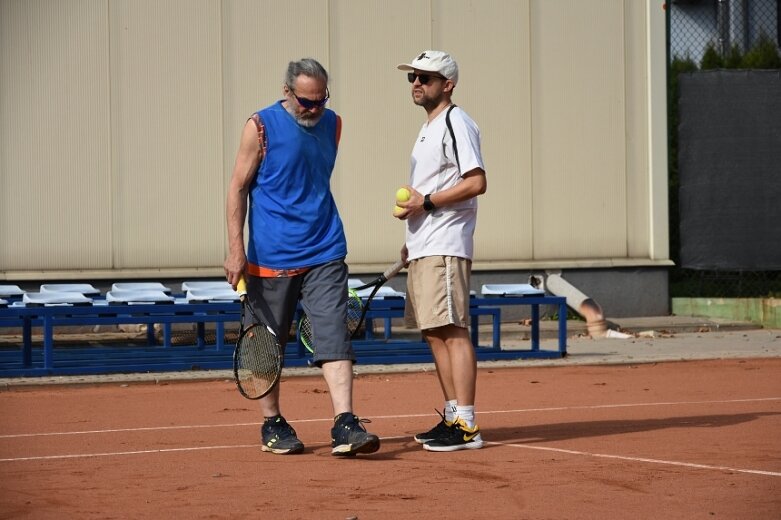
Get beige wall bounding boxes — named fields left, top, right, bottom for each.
left=0, top=0, right=669, bottom=280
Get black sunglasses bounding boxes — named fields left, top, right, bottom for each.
left=289, top=87, right=330, bottom=109
left=407, top=72, right=445, bottom=85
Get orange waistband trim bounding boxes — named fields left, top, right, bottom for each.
left=247, top=263, right=311, bottom=278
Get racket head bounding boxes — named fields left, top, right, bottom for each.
left=298, top=313, right=315, bottom=354
left=233, top=323, right=283, bottom=400
left=346, top=289, right=364, bottom=336
left=299, top=290, right=364, bottom=352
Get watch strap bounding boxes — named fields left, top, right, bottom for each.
left=423, top=194, right=436, bottom=212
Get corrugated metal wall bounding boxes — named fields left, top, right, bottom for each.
left=0, top=0, right=669, bottom=279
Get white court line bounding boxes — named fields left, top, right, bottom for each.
left=1, top=396, right=779, bottom=439
left=0, top=436, right=411, bottom=463
left=1, top=398, right=779, bottom=475
left=0, top=444, right=258, bottom=462
left=491, top=441, right=781, bottom=477
left=1, top=435, right=779, bottom=478
left=0, top=422, right=264, bottom=439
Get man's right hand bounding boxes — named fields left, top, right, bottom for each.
left=224, top=253, right=247, bottom=289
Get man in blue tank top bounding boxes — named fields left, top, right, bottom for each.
left=224, top=58, right=380, bottom=457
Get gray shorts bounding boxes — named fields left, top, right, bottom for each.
left=245, top=259, right=354, bottom=366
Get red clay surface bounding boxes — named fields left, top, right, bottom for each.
left=1, top=358, right=780, bottom=519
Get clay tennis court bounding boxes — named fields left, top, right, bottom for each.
left=1, top=357, right=779, bottom=519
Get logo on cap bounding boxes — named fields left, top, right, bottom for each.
left=417, top=52, right=428, bottom=61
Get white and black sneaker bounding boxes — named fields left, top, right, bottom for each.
left=414, top=409, right=454, bottom=444
left=423, top=417, right=483, bottom=452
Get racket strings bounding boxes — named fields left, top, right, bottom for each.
left=298, top=289, right=366, bottom=353
left=346, top=290, right=364, bottom=336
left=235, top=325, right=282, bottom=399
left=298, top=314, right=315, bottom=353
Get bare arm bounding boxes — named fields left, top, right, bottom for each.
left=394, top=168, right=487, bottom=219
left=425, top=168, right=487, bottom=207
left=400, top=243, right=409, bottom=266
left=224, top=119, right=262, bottom=287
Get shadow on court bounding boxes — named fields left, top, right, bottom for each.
left=478, top=411, right=781, bottom=445
left=360, top=411, right=781, bottom=459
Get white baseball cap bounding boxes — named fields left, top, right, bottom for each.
left=397, top=50, right=458, bottom=85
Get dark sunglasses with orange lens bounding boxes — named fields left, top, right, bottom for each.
left=407, top=72, right=445, bottom=85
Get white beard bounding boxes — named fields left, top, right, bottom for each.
left=284, top=101, right=323, bottom=128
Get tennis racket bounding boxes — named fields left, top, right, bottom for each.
left=233, top=276, right=283, bottom=400
left=298, top=260, right=405, bottom=353
left=299, top=290, right=362, bottom=353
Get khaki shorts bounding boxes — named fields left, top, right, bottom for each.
left=404, top=256, right=471, bottom=331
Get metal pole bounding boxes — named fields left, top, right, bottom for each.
left=717, top=0, right=731, bottom=57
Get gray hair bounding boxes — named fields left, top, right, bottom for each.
left=285, top=58, right=328, bottom=88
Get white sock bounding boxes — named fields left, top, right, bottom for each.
left=444, top=400, right=458, bottom=422
left=455, top=405, right=476, bottom=428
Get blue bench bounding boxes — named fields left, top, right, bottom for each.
left=358, top=294, right=567, bottom=354
left=470, top=295, right=568, bottom=354
left=0, top=294, right=567, bottom=376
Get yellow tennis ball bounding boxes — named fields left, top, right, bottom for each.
left=393, top=205, right=405, bottom=217
left=395, top=187, right=411, bottom=203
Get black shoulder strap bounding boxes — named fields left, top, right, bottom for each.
left=445, top=104, right=461, bottom=173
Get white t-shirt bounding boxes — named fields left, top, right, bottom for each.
left=406, top=105, right=485, bottom=261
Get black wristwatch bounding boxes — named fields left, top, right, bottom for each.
left=423, top=194, right=436, bottom=212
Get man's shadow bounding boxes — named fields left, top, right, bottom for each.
left=484, top=411, right=780, bottom=444
left=368, top=411, right=779, bottom=459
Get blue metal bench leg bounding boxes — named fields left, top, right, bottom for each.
left=44, top=315, right=54, bottom=370
left=531, top=304, right=540, bottom=351
left=365, top=318, right=375, bottom=340
left=491, top=310, right=501, bottom=349
left=384, top=317, right=392, bottom=340
left=470, top=314, right=479, bottom=347
left=197, top=322, right=206, bottom=349
left=215, top=322, right=225, bottom=350
left=469, top=308, right=501, bottom=349
left=146, top=324, right=156, bottom=345
left=23, top=317, right=33, bottom=368
left=558, top=301, right=567, bottom=354
left=163, top=324, right=172, bottom=348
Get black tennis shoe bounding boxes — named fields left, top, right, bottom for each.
left=261, top=415, right=304, bottom=455
left=331, top=413, right=381, bottom=456
left=414, top=409, right=454, bottom=444
left=423, top=417, right=484, bottom=452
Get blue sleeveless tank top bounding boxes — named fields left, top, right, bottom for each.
left=246, top=101, right=346, bottom=269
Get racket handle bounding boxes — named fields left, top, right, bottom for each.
left=382, top=259, right=405, bottom=281
left=236, top=276, right=248, bottom=298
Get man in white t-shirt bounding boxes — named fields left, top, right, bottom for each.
left=394, top=50, right=487, bottom=452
